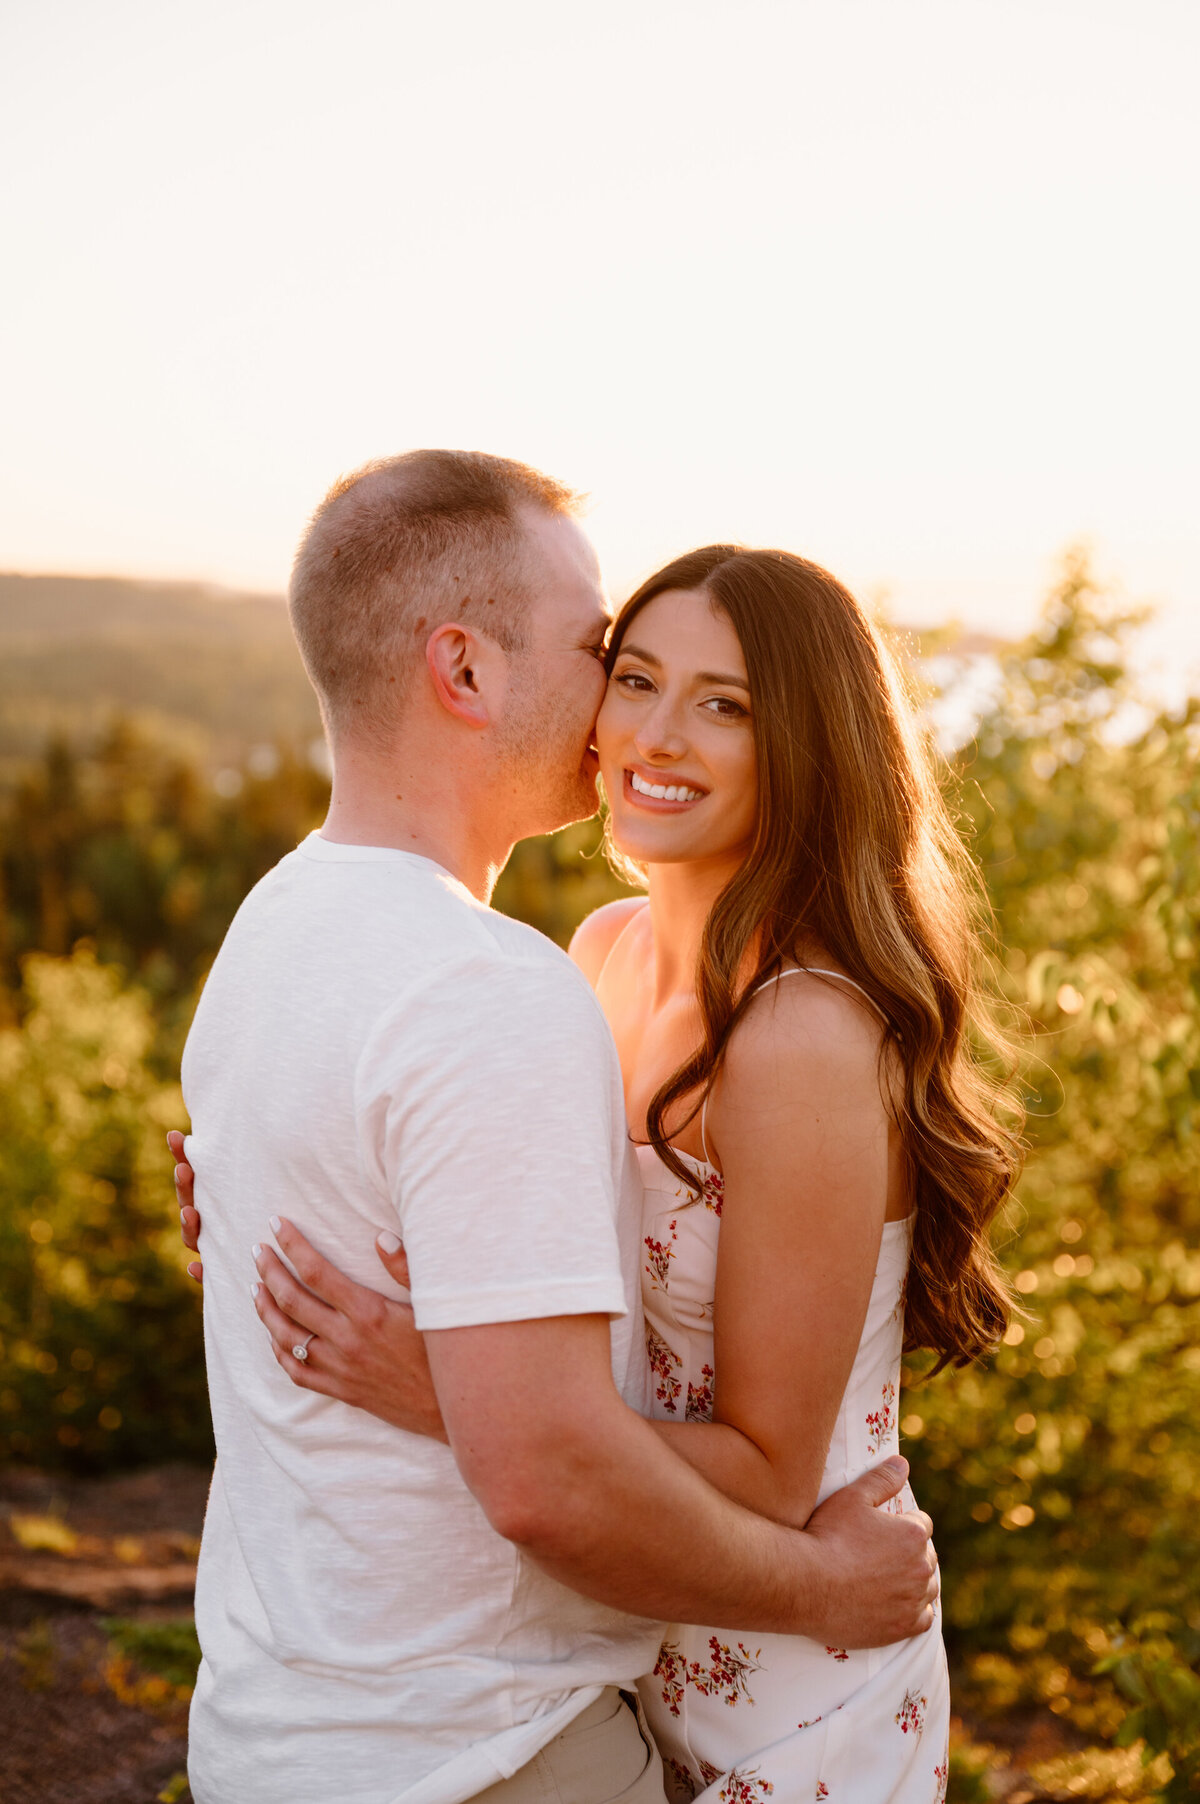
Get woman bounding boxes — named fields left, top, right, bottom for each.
left=177, top=545, right=1021, bottom=1802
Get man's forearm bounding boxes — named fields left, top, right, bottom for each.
left=431, top=1313, right=931, bottom=1649
left=492, top=1397, right=830, bottom=1635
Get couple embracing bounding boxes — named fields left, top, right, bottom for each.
left=174, top=449, right=1020, bottom=1804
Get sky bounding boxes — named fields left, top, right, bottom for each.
left=2, top=0, right=1197, bottom=690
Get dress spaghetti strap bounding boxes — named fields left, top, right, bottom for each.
left=698, top=967, right=887, bottom=1166
left=699, top=1091, right=713, bottom=1166
left=751, top=964, right=888, bottom=1020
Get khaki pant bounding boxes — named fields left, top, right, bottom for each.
left=469, top=1688, right=668, bottom=1804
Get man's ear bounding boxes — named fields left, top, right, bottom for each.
left=425, top=624, right=499, bottom=728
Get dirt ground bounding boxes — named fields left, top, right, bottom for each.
left=0, top=1464, right=208, bottom=1804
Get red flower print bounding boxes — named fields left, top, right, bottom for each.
left=718, top=1769, right=773, bottom=1802
left=865, top=1380, right=897, bottom=1454
left=665, top=1755, right=697, bottom=1802
left=824, top=1646, right=849, bottom=1662
left=894, top=1686, right=928, bottom=1738
left=816, top=1786, right=829, bottom=1801
left=702, top=1170, right=724, bottom=1215
left=686, top=1364, right=715, bottom=1422
left=933, top=1760, right=948, bottom=1803
left=691, top=1635, right=763, bottom=1707
left=797, top=1712, right=824, bottom=1729
left=644, top=1220, right=678, bottom=1291
left=647, top=1326, right=683, bottom=1413
left=658, top=1634, right=764, bottom=1715
left=655, top=1641, right=687, bottom=1716
left=698, top=1761, right=722, bottom=1787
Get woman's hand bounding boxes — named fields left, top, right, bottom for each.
left=251, top=1218, right=448, bottom=1443
left=167, top=1133, right=443, bottom=1441
left=169, top=1131, right=203, bottom=1282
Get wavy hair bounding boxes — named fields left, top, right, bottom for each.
left=606, top=546, right=1024, bottom=1370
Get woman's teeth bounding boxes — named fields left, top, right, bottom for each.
left=630, top=772, right=703, bottom=802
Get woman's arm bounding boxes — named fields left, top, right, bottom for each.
left=653, top=977, right=895, bottom=1528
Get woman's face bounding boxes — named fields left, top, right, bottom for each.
left=597, top=587, right=758, bottom=869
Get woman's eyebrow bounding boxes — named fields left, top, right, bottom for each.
left=615, top=642, right=750, bottom=691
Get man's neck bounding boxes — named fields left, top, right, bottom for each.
left=321, top=739, right=515, bottom=903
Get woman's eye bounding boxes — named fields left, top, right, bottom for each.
left=704, top=695, right=748, bottom=718
left=614, top=670, right=654, bottom=692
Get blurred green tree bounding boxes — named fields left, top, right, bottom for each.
left=903, top=553, right=1200, bottom=1754
left=0, top=948, right=209, bottom=1467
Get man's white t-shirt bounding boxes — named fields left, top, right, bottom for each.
left=182, top=834, right=660, bottom=1804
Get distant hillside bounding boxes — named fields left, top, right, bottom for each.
left=0, top=571, right=1013, bottom=786
left=0, top=574, right=322, bottom=773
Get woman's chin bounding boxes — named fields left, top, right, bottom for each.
left=609, top=816, right=699, bottom=865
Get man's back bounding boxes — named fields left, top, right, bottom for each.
left=184, top=834, right=658, bottom=1804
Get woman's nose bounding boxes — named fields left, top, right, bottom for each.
left=634, top=698, right=687, bottom=760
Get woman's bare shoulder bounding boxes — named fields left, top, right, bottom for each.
left=567, top=896, right=649, bottom=988
left=723, top=968, right=887, bottom=1109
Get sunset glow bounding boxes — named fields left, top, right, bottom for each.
left=2, top=0, right=1196, bottom=676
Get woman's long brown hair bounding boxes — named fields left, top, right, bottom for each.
left=606, top=546, right=1024, bottom=1371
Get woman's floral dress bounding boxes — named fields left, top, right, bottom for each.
left=636, top=1138, right=950, bottom=1804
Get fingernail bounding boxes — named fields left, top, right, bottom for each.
left=250, top=1281, right=260, bottom=1299
left=174, top=1164, right=186, bottom=1183
left=269, top=1215, right=282, bottom=1234
left=180, top=1209, right=187, bottom=1226
left=252, top=1243, right=262, bottom=1260
left=377, top=1231, right=402, bottom=1255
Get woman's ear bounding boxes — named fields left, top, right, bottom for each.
left=425, top=623, right=496, bottom=728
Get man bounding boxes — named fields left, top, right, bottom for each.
left=178, top=450, right=937, bottom=1804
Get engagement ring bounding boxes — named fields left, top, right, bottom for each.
left=293, top=1333, right=315, bottom=1362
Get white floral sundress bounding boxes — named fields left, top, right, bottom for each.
left=636, top=970, right=950, bottom=1804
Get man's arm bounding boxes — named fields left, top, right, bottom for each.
left=425, top=1308, right=935, bottom=1645
left=248, top=1225, right=935, bottom=1648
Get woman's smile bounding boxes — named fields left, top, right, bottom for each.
left=624, top=766, right=708, bottom=808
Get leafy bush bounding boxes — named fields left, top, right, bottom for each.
left=0, top=948, right=210, bottom=1467
left=902, top=557, right=1200, bottom=1754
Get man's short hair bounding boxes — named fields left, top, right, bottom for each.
left=288, top=449, right=582, bottom=742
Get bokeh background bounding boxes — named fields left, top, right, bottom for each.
left=1, top=4, right=1197, bottom=1800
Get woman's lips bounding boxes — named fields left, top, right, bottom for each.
left=621, top=767, right=707, bottom=811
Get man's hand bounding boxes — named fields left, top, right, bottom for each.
left=252, top=1219, right=447, bottom=1442
left=169, top=1131, right=203, bottom=1282
left=802, top=1459, right=939, bottom=1648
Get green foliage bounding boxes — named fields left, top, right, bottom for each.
left=0, top=947, right=210, bottom=1467
left=494, top=815, right=640, bottom=948
left=0, top=720, right=331, bottom=1043
left=102, top=1617, right=202, bottom=1692
left=1096, top=1622, right=1200, bottom=1802
left=901, top=552, right=1200, bottom=1755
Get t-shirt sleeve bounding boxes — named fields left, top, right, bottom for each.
left=355, top=947, right=630, bottom=1331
